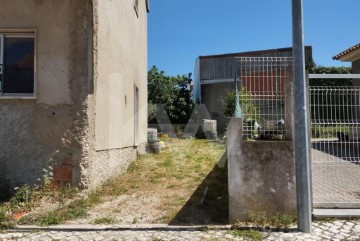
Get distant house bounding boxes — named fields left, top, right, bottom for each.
left=0, top=0, right=149, bottom=190
left=193, top=47, right=313, bottom=134
left=333, top=43, right=360, bottom=85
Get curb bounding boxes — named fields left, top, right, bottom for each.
left=10, top=224, right=233, bottom=232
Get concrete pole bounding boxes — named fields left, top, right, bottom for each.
left=292, top=0, right=312, bottom=233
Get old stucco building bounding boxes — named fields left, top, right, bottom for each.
left=0, top=0, right=149, bottom=190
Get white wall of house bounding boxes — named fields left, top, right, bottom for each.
left=94, top=0, right=147, bottom=150
left=87, top=0, right=148, bottom=189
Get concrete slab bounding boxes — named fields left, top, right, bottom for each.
left=313, top=209, right=360, bottom=218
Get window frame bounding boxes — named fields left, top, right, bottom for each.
left=0, top=29, right=37, bottom=99
left=0, top=34, right=3, bottom=92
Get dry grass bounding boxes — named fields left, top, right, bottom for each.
left=13, top=138, right=228, bottom=225
left=98, top=138, right=228, bottom=224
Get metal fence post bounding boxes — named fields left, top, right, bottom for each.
left=292, top=0, right=312, bottom=233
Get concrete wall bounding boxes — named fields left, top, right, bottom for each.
left=226, top=70, right=295, bottom=222
left=353, top=59, right=360, bottom=86
left=227, top=118, right=296, bottom=222
left=85, top=0, right=148, bottom=189
left=0, top=0, right=92, bottom=187
left=353, top=59, right=360, bottom=74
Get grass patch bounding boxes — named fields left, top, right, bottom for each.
left=0, top=178, right=79, bottom=228
left=229, top=229, right=263, bottom=241
left=99, top=138, right=227, bottom=224
left=21, top=191, right=103, bottom=226
left=311, top=124, right=349, bottom=139
left=39, top=212, right=62, bottom=226
left=3, top=138, right=227, bottom=225
left=244, top=211, right=296, bottom=228
left=92, top=217, right=116, bottom=225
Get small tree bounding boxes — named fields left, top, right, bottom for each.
left=223, top=88, right=259, bottom=121
left=148, top=66, right=195, bottom=124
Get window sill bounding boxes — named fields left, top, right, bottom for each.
left=0, top=95, right=36, bottom=100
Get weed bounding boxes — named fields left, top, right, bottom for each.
left=229, top=229, right=263, bottom=241
left=247, top=211, right=296, bottom=228
left=9, top=185, right=34, bottom=213
left=158, top=158, right=173, bottom=167
left=317, top=217, right=336, bottom=224
left=0, top=207, right=12, bottom=229
left=0, top=207, right=6, bottom=223
left=248, top=211, right=268, bottom=227
left=39, top=212, right=63, bottom=226
left=92, top=217, right=116, bottom=225
left=127, top=161, right=141, bottom=172
left=269, top=213, right=296, bottom=227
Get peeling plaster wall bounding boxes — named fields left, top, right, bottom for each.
left=85, top=0, right=148, bottom=190
left=0, top=0, right=92, bottom=188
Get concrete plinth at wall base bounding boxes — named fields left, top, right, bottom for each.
left=313, top=209, right=360, bottom=218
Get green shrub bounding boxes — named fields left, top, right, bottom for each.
left=39, top=212, right=63, bottom=226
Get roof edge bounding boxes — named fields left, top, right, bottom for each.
left=333, top=43, right=360, bottom=61
left=199, top=46, right=312, bottom=60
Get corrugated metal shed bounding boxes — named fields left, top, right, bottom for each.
left=198, top=46, right=312, bottom=80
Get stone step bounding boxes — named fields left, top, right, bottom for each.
left=313, top=208, right=360, bottom=218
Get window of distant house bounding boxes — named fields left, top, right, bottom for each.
left=0, top=32, right=35, bottom=97
left=134, top=0, right=139, bottom=17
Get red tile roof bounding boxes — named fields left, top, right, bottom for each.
left=333, top=43, right=360, bottom=60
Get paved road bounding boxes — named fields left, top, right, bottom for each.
left=1, top=220, right=360, bottom=240
left=311, top=146, right=360, bottom=206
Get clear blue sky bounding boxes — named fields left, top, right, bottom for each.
left=148, top=0, right=360, bottom=76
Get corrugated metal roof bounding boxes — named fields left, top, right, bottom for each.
left=333, top=43, right=360, bottom=60
left=199, top=46, right=312, bottom=60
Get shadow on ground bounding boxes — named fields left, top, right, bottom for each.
left=312, top=141, right=360, bottom=163
left=169, top=152, right=228, bottom=225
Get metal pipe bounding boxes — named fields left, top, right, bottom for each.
left=292, top=0, right=312, bottom=233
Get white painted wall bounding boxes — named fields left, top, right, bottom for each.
left=94, top=0, right=147, bottom=151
